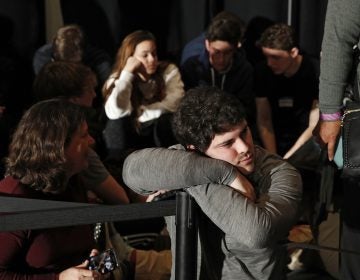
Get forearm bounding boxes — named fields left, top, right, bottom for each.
left=283, top=128, right=313, bottom=159
left=186, top=163, right=302, bottom=248
left=104, top=71, right=134, bottom=119
left=92, top=175, right=130, bottom=204
left=258, top=126, right=277, bottom=154
left=122, top=147, right=237, bottom=195
left=284, top=99, right=319, bottom=159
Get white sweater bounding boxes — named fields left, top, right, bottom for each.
left=104, top=63, right=184, bottom=122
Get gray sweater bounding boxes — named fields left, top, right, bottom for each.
left=319, top=0, right=360, bottom=113
left=123, top=145, right=302, bottom=279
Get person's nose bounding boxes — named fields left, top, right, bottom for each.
left=88, top=135, right=95, bottom=146
left=216, top=53, right=225, bottom=63
left=148, top=54, right=156, bottom=63
left=233, top=137, right=249, bottom=154
left=267, top=58, right=275, bottom=68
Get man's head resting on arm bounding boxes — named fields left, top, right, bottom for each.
left=172, top=86, right=255, bottom=175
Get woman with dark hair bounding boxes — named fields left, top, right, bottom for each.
left=0, top=99, right=103, bottom=279
left=102, top=30, right=184, bottom=157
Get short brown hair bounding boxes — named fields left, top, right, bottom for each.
left=205, top=16, right=242, bottom=47
left=33, top=61, right=96, bottom=101
left=258, top=23, right=297, bottom=51
left=53, top=24, right=85, bottom=62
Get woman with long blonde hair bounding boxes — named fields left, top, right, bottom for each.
left=102, top=30, right=184, bottom=156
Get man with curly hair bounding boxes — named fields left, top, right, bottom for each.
left=123, top=86, right=302, bottom=279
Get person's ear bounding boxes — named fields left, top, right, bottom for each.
left=290, top=47, right=299, bottom=58
left=186, top=144, right=196, bottom=150
left=68, top=96, right=79, bottom=105
left=205, top=40, right=211, bottom=52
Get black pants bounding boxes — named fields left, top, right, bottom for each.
left=102, top=114, right=176, bottom=159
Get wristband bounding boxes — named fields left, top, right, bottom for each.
left=320, top=112, right=342, bottom=121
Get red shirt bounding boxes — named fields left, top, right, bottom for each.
left=0, top=176, right=95, bottom=279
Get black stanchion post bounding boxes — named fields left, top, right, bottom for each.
left=175, top=192, right=198, bottom=280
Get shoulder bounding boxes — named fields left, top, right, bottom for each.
left=168, top=144, right=186, bottom=151
left=0, top=176, right=42, bottom=198
left=232, top=49, right=253, bottom=72
left=301, top=54, right=320, bottom=76
left=82, top=149, right=109, bottom=181
left=162, top=63, right=179, bottom=74
left=182, top=51, right=208, bottom=70
left=0, top=176, right=20, bottom=194
left=35, top=44, right=52, bottom=56
left=160, top=63, right=183, bottom=81
left=251, top=146, right=302, bottom=197
left=181, top=33, right=206, bottom=64
left=253, top=146, right=300, bottom=177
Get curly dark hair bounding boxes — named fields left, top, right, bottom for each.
left=172, top=86, right=247, bottom=152
left=5, top=99, right=86, bottom=193
left=257, top=23, right=297, bottom=51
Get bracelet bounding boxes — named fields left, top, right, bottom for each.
left=320, top=112, right=342, bottom=121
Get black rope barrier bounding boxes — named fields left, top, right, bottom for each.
left=0, top=194, right=198, bottom=280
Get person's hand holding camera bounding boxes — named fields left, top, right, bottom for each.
left=59, top=249, right=104, bottom=280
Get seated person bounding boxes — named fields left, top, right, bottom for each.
left=122, top=86, right=303, bottom=279
left=33, top=61, right=130, bottom=204
left=180, top=10, right=245, bottom=65
left=0, top=100, right=102, bottom=279
left=102, top=30, right=184, bottom=158
left=255, top=23, right=319, bottom=158
left=180, top=15, right=256, bottom=132
left=33, top=24, right=113, bottom=108
left=33, top=61, right=169, bottom=240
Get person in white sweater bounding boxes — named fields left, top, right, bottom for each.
left=102, top=30, right=184, bottom=157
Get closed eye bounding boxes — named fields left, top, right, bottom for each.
left=219, top=140, right=234, bottom=147
left=240, top=126, right=249, bottom=139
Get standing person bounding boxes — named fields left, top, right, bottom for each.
left=255, top=23, right=319, bottom=158
left=0, top=100, right=103, bottom=279
left=122, top=86, right=302, bottom=280
left=180, top=16, right=256, bottom=133
left=102, top=30, right=184, bottom=157
left=315, top=0, right=360, bottom=279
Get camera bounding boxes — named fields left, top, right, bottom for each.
left=88, top=248, right=119, bottom=274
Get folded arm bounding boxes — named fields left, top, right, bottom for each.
left=187, top=160, right=302, bottom=248
left=123, top=147, right=302, bottom=248
left=138, top=65, right=185, bottom=122
left=104, top=71, right=134, bottom=120
left=122, top=147, right=238, bottom=195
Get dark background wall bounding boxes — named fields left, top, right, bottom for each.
left=0, top=0, right=328, bottom=65
left=0, top=0, right=329, bottom=177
